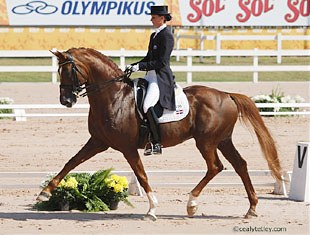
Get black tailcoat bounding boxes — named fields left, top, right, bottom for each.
left=137, top=27, right=176, bottom=111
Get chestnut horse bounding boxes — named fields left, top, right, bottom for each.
left=37, top=47, right=282, bottom=220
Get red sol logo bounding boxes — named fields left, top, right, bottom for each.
left=187, top=0, right=309, bottom=24
left=237, top=0, right=274, bottom=22
left=187, top=0, right=225, bottom=22
left=285, top=0, right=310, bottom=23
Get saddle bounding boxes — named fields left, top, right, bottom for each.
left=133, top=79, right=162, bottom=120
left=133, top=78, right=189, bottom=122
left=133, top=78, right=190, bottom=145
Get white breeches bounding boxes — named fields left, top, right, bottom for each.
left=143, top=70, right=160, bottom=113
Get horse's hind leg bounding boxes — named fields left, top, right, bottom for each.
left=37, top=137, right=108, bottom=201
left=218, top=138, right=258, bottom=218
left=187, top=142, right=224, bottom=217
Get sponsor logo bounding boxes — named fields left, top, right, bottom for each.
left=11, top=1, right=154, bottom=16
left=12, top=1, right=57, bottom=15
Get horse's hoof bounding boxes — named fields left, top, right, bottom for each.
left=143, top=213, right=157, bottom=221
left=36, top=191, right=51, bottom=202
left=187, top=205, right=198, bottom=218
left=244, top=209, right=258, bottom=219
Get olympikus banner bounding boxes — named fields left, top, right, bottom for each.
left=1, top=0, right=310, bottom=26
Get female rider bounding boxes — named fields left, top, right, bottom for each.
left=127, top=5, right=176, bottom=156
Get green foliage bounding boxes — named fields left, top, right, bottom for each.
left=0, top=97, right=13, bottom=119
left=34, top=168, right=133, bottom=212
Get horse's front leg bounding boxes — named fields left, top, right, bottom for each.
left=146, top=192, right=158, bottom=220
left=37, top=137, right=108, bottom=201
left=124, top=150, right=158, bottom=220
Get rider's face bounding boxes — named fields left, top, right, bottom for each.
left=151, top=15, right=165, bottom=28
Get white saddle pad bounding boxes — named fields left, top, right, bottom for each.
left=133, top=80, right=189, bottom=123
left=158, top=84, right=189, bottom=123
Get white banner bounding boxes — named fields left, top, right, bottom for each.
left=179, top=0, right=310, bottom=26
left=4, top=0, right=310, bottom=26
left=6, top=0, right=161, bottom=26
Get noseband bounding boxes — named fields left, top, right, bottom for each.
left=58, top=52, right=129, bottom=97
left=58, top=53, right=87, bottom=97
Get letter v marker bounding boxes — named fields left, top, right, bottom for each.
left=298, top=145, right=307, bottom=168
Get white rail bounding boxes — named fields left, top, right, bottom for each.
left=0, top=47, right=309, bottom=83
left=175, top=32, right=310, bottom=63
left=0, top=103, right=309, bottom=121
left=0, top=170, right=292, bottom=196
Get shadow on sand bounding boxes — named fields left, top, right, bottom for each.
left=0, top=211, right=242, bottom=221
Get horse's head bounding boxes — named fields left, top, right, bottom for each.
left=52, top=47, right=127, bottom=107
left=51, top=49, right=89, bottom=107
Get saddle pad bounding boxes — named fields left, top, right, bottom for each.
left=158, top=84, right=189, bottom=123
left=133, top=79, right=189, bottom=123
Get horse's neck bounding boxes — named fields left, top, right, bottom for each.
left=86, top=59, right=132, bottom=113
left=88, top=82, right=133, bottom=113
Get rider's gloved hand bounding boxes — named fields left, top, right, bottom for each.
left=126, top=64, right=139, bottom=72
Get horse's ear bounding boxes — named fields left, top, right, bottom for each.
left=50, top=49, right=66, bottom=61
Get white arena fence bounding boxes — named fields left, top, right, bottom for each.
left=0, top=103, right=309, bottom=121
left=0, top=40, right=309, bottom=83
left=0, top=170, right=292, bottom=197
left=175, top=33, right=310, bottom=64
left=0, top=103, right=310, bottom=121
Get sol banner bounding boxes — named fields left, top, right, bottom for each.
left=1, top=0, right=310, bottom=26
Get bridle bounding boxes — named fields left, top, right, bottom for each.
left=58, top=53, right=86, bottom=96
left=58, top=52, right=132, bottom=97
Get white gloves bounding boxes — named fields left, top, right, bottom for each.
left=126, top=64, right=139, bottom=72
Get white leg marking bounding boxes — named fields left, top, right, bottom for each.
left=146, top=192, right=158, bottom=220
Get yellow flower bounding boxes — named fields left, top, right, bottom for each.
left=64, top=177, right=78, bottom=188
left=104, top=178, right=111, bottom=184
left=113, top=183, right=123, bottom=193
left=107, top=181, right=116, bottom=188
left=58, top=179, right=66, bottom=187
left=119, top=176, right=129, bottom=188
left=110, top=174, right=120, bottom=182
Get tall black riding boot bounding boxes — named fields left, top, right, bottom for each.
left=144, top=107, right=162, bottom=155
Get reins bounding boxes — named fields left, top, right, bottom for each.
left=79, top=74, right=127, bottom=98
left=59, top=53, right=132, bottom=98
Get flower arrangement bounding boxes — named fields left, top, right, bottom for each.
left=251, top=88, right=305, bottom=113
left=34, top=168, right=133, bottom=212
left=0, top=97, right=13, bottom=119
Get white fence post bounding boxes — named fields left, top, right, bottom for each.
left=199, top=32, right=204, bottom=63
left=277, top=33, right=282, bottom=64
left=13, top=109, right=27, bottom=121
left=216, top=33, right=221, bottom=64
left=253, top=48, right=259, bottom=83
left=120, top=48, right=125, bottom=70
left=128, top=172, right=143, bottom=196
left=176, top=31, right=180, bottom=62
left=187, top=48, right=192, bottom=83
left=51, top=48, right=58, bottom=84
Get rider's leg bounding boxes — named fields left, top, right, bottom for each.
left=146, top=106, right=162, bottom=155
left=143, top=70, right=160, bottom=155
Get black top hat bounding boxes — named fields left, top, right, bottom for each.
left=149, top=5, right=170, bottom=16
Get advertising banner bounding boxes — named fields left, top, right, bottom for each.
left=180, top=0, right=310, bottom=26
left=1, top=0, right=310, bottom=26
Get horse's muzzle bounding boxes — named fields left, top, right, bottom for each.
left=60, top=96, right=76, bottom=108
left=60, top=88, right=77, bottom=107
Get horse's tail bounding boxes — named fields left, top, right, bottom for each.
left=229, top=93, right=282, bottom=181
